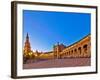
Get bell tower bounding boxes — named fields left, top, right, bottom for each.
left=53, top=42, right=60, bottom=59
left=24, top=33, right=31, bottom=55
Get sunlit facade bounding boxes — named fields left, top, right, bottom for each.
left=23, top=33, right=91, bottom=63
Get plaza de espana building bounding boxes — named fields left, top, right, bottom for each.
left=23, top=33, right=91, bottom=62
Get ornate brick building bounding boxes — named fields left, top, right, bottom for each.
left=23, top=34, right=91, bottom=61
left=58, top=35, right=91, bottom=58
left=53, top=42, right=66, bottom=59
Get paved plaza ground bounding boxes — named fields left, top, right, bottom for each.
left=23, top=58, right=90, bottom=69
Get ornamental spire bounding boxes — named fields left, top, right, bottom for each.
left=24, top=33, right=31, bottom=55
left=26, top=32, right=29, bottom=40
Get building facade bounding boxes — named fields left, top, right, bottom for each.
left=23, top=34, right=91, bottom=61
left=59, top=35, right=91, bottom=58
left=53, top=42, right=66, bottom=59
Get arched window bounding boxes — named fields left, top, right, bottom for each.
left=83, top=44, right=88, bottom=53
left=78, top=47, right=81, bottom=54
left=71, top=50, right=73, bottom=53
left=74, top=49, right=77, bottom=53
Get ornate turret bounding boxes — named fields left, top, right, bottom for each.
left=24, top=33, right=31, bottom=55
left=53, top=42, right=66, bottom=59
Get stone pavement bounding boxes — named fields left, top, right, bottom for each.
left=23, top=58, right=90, bottom=69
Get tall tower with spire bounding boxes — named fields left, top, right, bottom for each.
left=24, top=33, right=31, bottom=55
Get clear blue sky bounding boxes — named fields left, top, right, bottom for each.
left=23, top=10, right=91, bottom=52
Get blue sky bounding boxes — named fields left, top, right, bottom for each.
left=23, top=10, right=91, bottom=52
